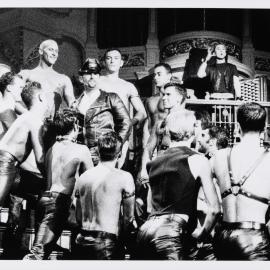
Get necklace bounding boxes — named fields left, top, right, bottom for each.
left=56, top=135, right=77, bottom=143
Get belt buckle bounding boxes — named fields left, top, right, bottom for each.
left=231, top=186, right=240, bottom=196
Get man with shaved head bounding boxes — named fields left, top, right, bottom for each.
left=136, top=110, right=220, bottom=260
left=18, top=39, right=75, bottom=113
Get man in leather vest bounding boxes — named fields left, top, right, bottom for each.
left=136, top=110, right=220, bottom=260
left=76, top=58, right=131, bottom=166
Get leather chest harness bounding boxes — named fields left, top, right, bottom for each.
left=221, top=148, right=270, bottom=205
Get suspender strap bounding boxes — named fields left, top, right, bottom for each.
left=221, top=148, right=269, bottom=203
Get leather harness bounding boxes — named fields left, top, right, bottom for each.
left=221, top=148, right=270, bottom=205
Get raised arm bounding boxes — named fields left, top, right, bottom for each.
left=197, top=47, right=213, bottom=78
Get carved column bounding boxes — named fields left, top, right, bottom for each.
left=145, top=8, right=160, bottom=70
left=85, top=8, right=99, bottom=59
left=242, top=10, right=255, bottom=72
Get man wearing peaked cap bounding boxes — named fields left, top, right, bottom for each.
left=79, top=58, right=101, bottom=75
left=75, top=57, right=131, bottom=166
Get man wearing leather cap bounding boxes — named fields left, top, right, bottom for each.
left=75, top=58, right=131, bottom=166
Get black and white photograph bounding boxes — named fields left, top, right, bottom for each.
left=0, top=0, right=270, bottom=265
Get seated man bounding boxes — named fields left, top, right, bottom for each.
left=136, top=110, right=220, bottom=260
left=197, top=43, right=241, bottom=100
left=213, top=102, right=270, bottom=260
left=74, top=131, right=135, bottom=260
left=75, top=58, right=131, bottom=166
left=24, top=109, right=93, bottom=260
left=0, top=81, right=55, bottom=207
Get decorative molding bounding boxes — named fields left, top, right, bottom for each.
left=121, top=52, right=145, bottom=67
left=161, top=38, right=241, bottom=60
left=0, top=40, right=20, bottom=69
left=255, top=57, right=270, bottom=72
left=23, top=44, right=40, bottom=69
left=99, top=47, right=146, bottom=68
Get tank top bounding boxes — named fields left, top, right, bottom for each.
left=147, top=146, right=200, bottom=217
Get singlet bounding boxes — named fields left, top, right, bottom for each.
left=206, top=63, right=238, bottom=94
left=221, top=148, right=270, bottom=205
left=147, top=146, right=200, bottom=217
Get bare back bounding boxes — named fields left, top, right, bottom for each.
left=0, top=113, right=42, bottom=163
left=46, top=141, right=93, bottom=195
left=213, top=147, right=270, bottom=223
left=77, top=164, right=133, bottom=235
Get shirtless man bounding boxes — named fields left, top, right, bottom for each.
left=24, top=109, right=93, bottom=260
left=0, top=72, right=25, bottom=138
left=19, top=39, right=75, bottom=113
left=99, top=48, right=147, bottom=168
left=139, top=82, right=188, bottom=181
left=143, top=63, right=172, bottom=141
left=212, top=102, right=270, bottom=260
left=74, top=131, right=135, bottom=260
left=0, top=81, right=55, bottom=207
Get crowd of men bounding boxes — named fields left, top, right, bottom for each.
left=0, top=39, right=270, bottom=260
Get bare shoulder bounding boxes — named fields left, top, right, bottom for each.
left=19, top=69, right=31, bottom=79
left=189, top=153, right=209, bottom=166
left=55, top=72, right=71, bottom=83
left=121, top=79, right=136, bottom=90
left=114, top=169, right=133, bottom=182
left=78, top=167, right=94, bottom=181
left=76, top=144, right=91, bottom=156
left=145, top=95, right=160, bottom=112
left=215, top=148, right=229, bottom=161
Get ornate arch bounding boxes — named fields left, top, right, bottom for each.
left=0, top=40, right=20, bottom=70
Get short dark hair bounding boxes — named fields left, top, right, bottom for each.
left=0, top=72, right=20, bottom=94
left=194, top=109, right=212, bottom=130
left=53, top=109, right=77, bottom=136
left=237, top=102, right=266, bottom=133
left=209, top=125, right=229, bottom=149
left=97, top=131, right=121, bottom=161
left=21, top=81, right=42, bottom=109
left=164, top=82, right=187, bottom=102
left=154, top=63, right=172, bottom=74
left=104, top=48, right=122, bottom=59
